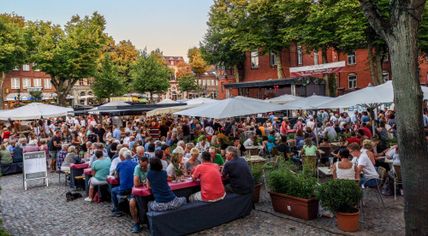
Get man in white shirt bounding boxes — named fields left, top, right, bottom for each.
left=243, top=135, right=255, bottom=148
left=348, top=143, right=379, bottom=187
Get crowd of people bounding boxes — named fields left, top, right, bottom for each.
left=0, top=107, right=426, bottom=233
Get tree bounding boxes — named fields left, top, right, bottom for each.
left=0, top=13, right=28, bottom=107
left=359, top=0, right=428, bottom=234
left=178, top=74, right=199, bottom=98
left=175, top=61, right=193, bottom=79
left=188, top=47, right=208, bottom=76
left=26, top=12, right=107, bottom=105
left=108, top=40, right=139, bottom=85
left=201, top=0, right=246, bottom=82
left=92, top=54, right=124, bottom=101
left=130, top=53, right=171, bottom=101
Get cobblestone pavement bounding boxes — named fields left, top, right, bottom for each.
left=0, top=173, right=404, bottom=236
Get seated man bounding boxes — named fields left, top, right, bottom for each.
left=208, top=147, right=224, bottom=166
left=222, top=146, right=254, bottom=194
left=129, top=156, right=149, bottom=233
left=190, top=151, right=225, bottom=202
left=111, top=150, right=137, bottom=217
left=348, top=143, right=379, bottom=187
left=85, top=150, right=111, bottom=202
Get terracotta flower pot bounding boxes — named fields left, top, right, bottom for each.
left=252, top=183, right=262, bottom=203
left=336, top=210, right=360, bottom=232
left=269, top=191, right=318, bottom=220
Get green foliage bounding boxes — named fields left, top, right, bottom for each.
left=130, top=53, right=171, bottom=100
left=26, top=12, right=108, bottom=104
left=92, top=54, right=125, bottom=100
left=250, top=163, right=263, bottom=184
left=0, top=13, right=28, bottom=73
left=267, top=166, right=317, bottom=199
left=29, top=90, right=43, bottom=101
left=419, top=1, right=428, bottom=54
left=178, top=74, right=199, bottom=94
left=317, top=179, right=362, bottom=213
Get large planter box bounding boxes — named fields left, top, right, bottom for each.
left=269, top=191, right=318, bottom=220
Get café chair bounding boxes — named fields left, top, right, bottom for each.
left=392, top=165, right=403, bottom=200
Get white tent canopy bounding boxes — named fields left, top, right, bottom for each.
left=157, top=99, right=179, bottom=104
left=268, top=94, right=302, bottom=104
left=174, top=96, right=285, bottom=119
left=282, top=94, right=334, bottom=110
left=185, top=97, right=217, bottom=105
left=318, top=81, right=428, bottom=109
left=0, top=103, right=72, bottom=120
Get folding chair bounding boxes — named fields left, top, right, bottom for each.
left=393, top=165, right=403, bottom=200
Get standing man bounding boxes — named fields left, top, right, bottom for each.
left=222, top=146, right=254, bottom=194
left=49, top=130, right=62, bottom=172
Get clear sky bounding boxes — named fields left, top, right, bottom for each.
left=0, top=0, right=213, bottom=58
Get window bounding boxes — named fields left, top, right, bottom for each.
left=348, top=73, right=357, bottom=89
left=270, top=51, right=278, bottom=66
left=22, top=78, right=31, bottom=89
left=44, top=79, right=52, bottom=89
left=251, top=51, right=259, bottom=69
left=79, top=79, right=84, bottom=86
left=11, top=78, right=20, bottom=89
left=33, top=78, right=42, bottom=87
left=347, top=51, right=356, bottom=65
left=297, top=46, right=303, bottom=65
left=13, top=66, right=20, bottom=71
left=22, top=64, right=30, bottom=71
left=313, top=51, right=319, bottom=65
left=382, top=71, right=390, bottom=82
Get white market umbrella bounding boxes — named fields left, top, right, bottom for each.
left=185, top=97, right=217, bottom=105
left=268, top=94, right=302, bottom=104
left=146, top=104, right=199, bottom=117
left=157, top=99, right=179, bottom=104
left=282, top=94, right=334, bottom=110
left=0, top=103, right=72, bottom=120
left=318, top=81, right=428, bottom=109
left=174, top=96, right=285, bottom=119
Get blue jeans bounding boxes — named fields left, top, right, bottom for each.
left=360, top=178, right=379, bottom=188
left=111, top=186, right=131, bottom=212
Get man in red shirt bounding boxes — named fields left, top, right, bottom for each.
left=359, top=123, right=372, bottom=139
left=2, top=128, right=11, bottom=140
left=190, top=151, right=225, bottom=202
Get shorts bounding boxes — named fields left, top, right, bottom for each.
left=189, top=191, right=225, bottom=203
left=49, top=151, right=57, bottom=160
left=89, top=177, right=108, bottom=186
left=148, top=197, right=186, bottom=212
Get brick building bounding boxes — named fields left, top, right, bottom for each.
left=163, top=56, right=219, bottom=100
left=219, top=44, right=427, bottom=99
left=1, top=64, right=55, bottom=109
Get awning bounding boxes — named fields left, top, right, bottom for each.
left=290, top=61, right=345, bottom=77
left=224, top=77, right=325, bottom=89
left=5, top=93, right=31, bottom=101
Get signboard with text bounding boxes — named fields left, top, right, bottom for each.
left=23, top=151, right=48, bottom=190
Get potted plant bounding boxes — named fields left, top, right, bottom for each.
left=250, top=164, right=263, bottom=203
left=317, top=180, right=362, bottom=232
left=267, top=167, right=318, bottom=220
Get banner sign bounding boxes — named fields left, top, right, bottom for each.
left=23, top=151, right=48, bottom=190
left=290, top=61, right=346, bottom=77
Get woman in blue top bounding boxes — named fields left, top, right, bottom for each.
left=147, top=158, right=186, bottom=211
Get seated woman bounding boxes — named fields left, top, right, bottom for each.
left=84, top=150, right=111, bottom=202
left=185, top=148, right=201, bottom=174
left=0, top=144, right=12, bottom=165
left=147, top=158, right=186, bottom=212
left=166, top=153, right=185, bottom=181
left=331, top=148, right=359, bottom=180
left=61, top=145, right=81, bottom=172
left=301, top=138, right=318, bottom=157
left=318, top=138, right=332, bottom=165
